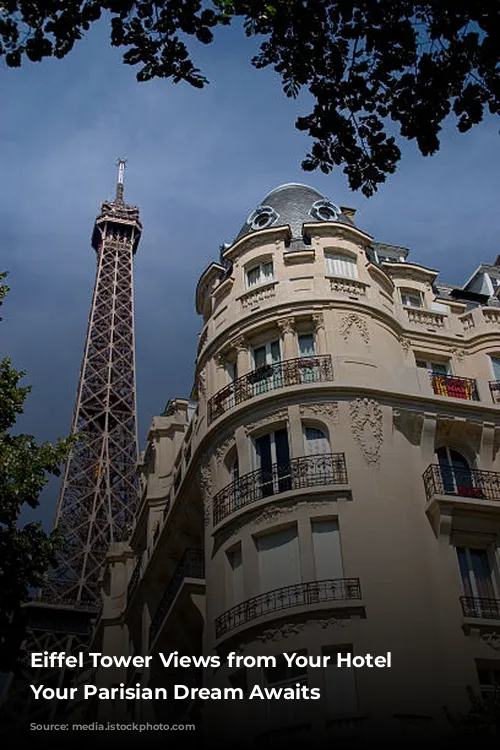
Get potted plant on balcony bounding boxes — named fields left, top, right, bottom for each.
left=247, top=364, right=273, bottom=384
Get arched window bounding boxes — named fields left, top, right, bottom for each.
left=304, top=426, right=330, bottom=456
left=436, top=446, right=473, bottom=494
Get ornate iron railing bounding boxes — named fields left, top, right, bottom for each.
left=423, top=464, right=500, bottom=503
left=207, top=355, right=333, bottom=424
left=215, top=578, right=362, bottom=639
left=149, top=549, right=205, bottom=647
left=460, top=596, right=500, bottom=620
left=127, top=555, right=142, bottom=603
left=213, top=453, right=348, bottom=526
left=429, top=372, right=479, bottom=401
left=489, top=381, right=500, bottom=405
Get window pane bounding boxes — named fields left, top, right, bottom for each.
left=326, top=253, right=357, bottom=279
left=247, top=266, right=260, bottom=287
left=491, top=356, right=500, bottom=380
left=253, top=346, right=266, bottom=368
left=298, top=334, right=315, bottom=357
left=263, top=261, right=274, bottom=278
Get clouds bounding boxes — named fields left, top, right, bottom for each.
left=2, top=18, right=500, bottom=528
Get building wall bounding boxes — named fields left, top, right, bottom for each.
left=95, top=202, right=500, bottom=743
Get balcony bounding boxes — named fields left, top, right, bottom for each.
left=429, top=372, right=479, bottom=401
left=149, top=549, right=205, bottom=648
left=215, top=578, right=362, bottom=639
left=460, top=596, right=500, bottom=620
left=423, top=465, right=500, bottom=535
left=213, top=453, right=348, bottom=526
left=207, top=355, right=334, bottom=424
left=490, top=381, right=500, bottom=405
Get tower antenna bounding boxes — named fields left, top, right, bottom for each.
left=116, top=157, right=127, bottom=202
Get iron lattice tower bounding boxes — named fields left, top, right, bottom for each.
left=1, top=162, right=142, bottom=728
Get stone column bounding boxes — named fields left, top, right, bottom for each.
left=312, top=312, right=327, bottom=354
left=233, top=335, right=250, bottom=377
left=277, top=317, right=296, bottom=360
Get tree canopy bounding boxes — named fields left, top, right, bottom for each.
left=0, top=273, right=76, bottom=673
left=1, top=2, right=499, bottom=195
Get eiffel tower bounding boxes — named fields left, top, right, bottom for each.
left=1, top=161, right=142, bottom=730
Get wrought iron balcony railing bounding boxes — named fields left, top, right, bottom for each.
left=215, top=578, right=362, bottom=639
left=460, top=596, right=500, bottom=620
left=423, top=464, right=500, bottom=504
left=127, top=555, right=142, bottom=603
left=207, top=355, right=333, bottom=424
left=149, top=548, right=205, bottom=648
left=213, top=453, right=348, bottom=526
left=489, top=381, right=500, bottom=405
left=429, top=372, right=479, bottom=401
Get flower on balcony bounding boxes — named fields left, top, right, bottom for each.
left=247, top=365, right=274, bottom=383
left=457, top=486, right=486, bottom=499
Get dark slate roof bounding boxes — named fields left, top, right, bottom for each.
left=235, top=183, right=355, bottom=241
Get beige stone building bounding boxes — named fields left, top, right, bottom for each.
left=91, top=184, right=500, bottom=743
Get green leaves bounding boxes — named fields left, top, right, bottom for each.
left=1, top=2, right=500, bottom=194
left=0, top=275, right=76, bottom=672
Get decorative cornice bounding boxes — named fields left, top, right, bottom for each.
left=300, top=402, right=339, bottom=424
left=244, top=409, right=288, bottom=437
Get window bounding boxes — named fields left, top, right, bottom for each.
left=436, top=446, right=474, bottom=494
left=312, top=520, right=343, bottom=580
left=325, top=252, right=358, bottom=280
left=297, top=333, right=319, bottom=382
left=256, top=526, right=301, bottom=594
left=322, top=646, right=358, bottom=715
left=298, top=333, right=316, bottom=358
left=251, top=340, right=281, bottom=394
left=401, top=288, right=423, bottom=308
left=477, top=665, right=500, bottom=700
left=457, top=547, right=498, bottom=600
left=254, top=429, right=290, bottom=496
left=227, top=544, right=244, bottom=607
left=304, top=426, right=330, bottom=456
left=490, top=356, right=500, bottom=381
left=263, top=651, right=308, bottom=721
left=231, top=458, right=240, bottom=508
left=246, top=260, right=274, bottom=288
left=416, top=359, right=449, bottom=375
left=226, top=361, right=237, bottom=383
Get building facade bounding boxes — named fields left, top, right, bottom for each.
left=91, top=184, right=500, bottom=743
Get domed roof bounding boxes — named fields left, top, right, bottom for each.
left=235, top=183, right=355, bottom=241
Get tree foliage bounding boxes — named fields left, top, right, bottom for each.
left=0, top=273, right=76, bottom=673
left=1, top=2, right=500, bottom=194
left=445, top=685, right=500, bottom=738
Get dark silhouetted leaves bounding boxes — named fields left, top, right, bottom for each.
left=1, top=2, right=500, bottom=195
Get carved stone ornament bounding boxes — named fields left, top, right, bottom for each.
left=198, top=455, right=212, bottom=528
left=220, top=498, right=333, bottom=542
left=244, top=409, right=288, bottom=437
left=398, top=335, right=411, bottom=356
left=317, top=617, right=347, bottom=629
left=197, top=366, right=206, bottom=397
left=480, top=632, right=500, bottom=651
left=255, top=623, right=306, bottom=642
left=312, top=312, right=325, bottom=331
left=451, top=347, right=468, bottom=363
left=300, top=402, right=339, bottom=424
left=231, top=335, right=247, bottom=353
left=215, top=437, right=235, bottom=469
left=339, top=313, right=370, bottom=348
left=393, top=409, right=424, bottom=446
left=350, top=398, right=383, bottom=466
left=277, top=317, right=295, bottom=335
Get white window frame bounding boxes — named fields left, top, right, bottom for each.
left=489, top=354, right=500, bottom=381
left=324, top=251, right=358, bottom=280
left=245, top=259, right=274, bottom=289
left=400, top=288, right=424, bottom=308
left=416, top=358, right=450, bottom=375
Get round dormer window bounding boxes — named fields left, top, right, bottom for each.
left=310, top=200, right=341, bottom=222
left=246, top=205, right=279, bottom=231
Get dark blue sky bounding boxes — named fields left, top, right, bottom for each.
left=2, top=18, right=500, bottom=530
